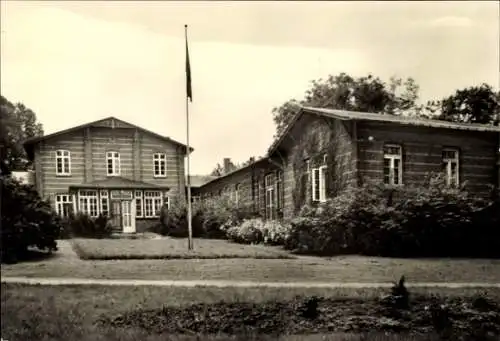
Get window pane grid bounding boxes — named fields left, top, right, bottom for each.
left=56, top=150, right=71, bottom=175
left=106, top=151, right=120, bottom=176
left=153, top=153, right=167, bottom=177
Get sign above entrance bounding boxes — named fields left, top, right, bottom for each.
left=110, top=190, right=133, bottom=200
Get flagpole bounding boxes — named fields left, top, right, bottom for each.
left=185, top=24, right=193, bottom=251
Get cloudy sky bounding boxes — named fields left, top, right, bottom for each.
left=1, top=1, right=499, bottom=174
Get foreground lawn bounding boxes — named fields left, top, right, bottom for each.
left=2, top=283, right=499, bottom=341
left=71, top=238, right=293, bottom=260
left=2, top=241, right=500, bottom=283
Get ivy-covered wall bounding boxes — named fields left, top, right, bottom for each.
left=278, top=114, right=356, bottom=217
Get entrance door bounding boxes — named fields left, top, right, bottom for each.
left=121, top=199, right=136, bottom=233
left=111, top=201, right=121, bottom=228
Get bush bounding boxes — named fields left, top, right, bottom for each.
left=62, top=213, right=112, bottom=239
left=226, top=218, right=293, bottom=246
left=226, top=218, right=265, bottom=244
left=1, top=176, right=62, bottom=263
left=286, top=174, right=500, bottom=258
left=158, top=202, right=205, bottom=238
left=158, top=197, right=256, bottom=239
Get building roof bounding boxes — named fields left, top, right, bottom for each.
left=68, top=177, right=169, bottom=190
left=197, top=157, right=271, bottom=188
left=23, top=116, right=194, bottom=160
left=189, top=175, right=219, bottom=187
left=268, top=105, right=500, bottom=155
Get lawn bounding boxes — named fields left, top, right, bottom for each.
left=2, top=283, right=500, bottom=341
left=2, top=240, right=500, bottom=283
left=71, top=238, right=293, bottom=260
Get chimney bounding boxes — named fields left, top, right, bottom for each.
left=223, top=158, right=232, bottom=174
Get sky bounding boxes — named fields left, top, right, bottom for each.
left=1, top=1, right=499, bottom=174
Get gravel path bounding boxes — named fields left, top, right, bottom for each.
left=2, top=276, right=500, bottom=288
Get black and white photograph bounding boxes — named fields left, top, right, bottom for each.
left=1, top=1, right=500, bottom=340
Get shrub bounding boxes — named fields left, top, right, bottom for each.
left=286, top=174, right=500, bottom=258
left=1, top=176, right=62, bottom=263
left=158, top=201, right=205, bottom=238
left=226, top=218, right=265, bottom=244
left=158, top=197, right=255, bottom=239
left=226, top=218, right=293, bottom=246
left=62, top=213, right=112, bottom=239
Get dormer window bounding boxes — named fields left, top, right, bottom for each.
left=106, top=151, right=120, bottom=176
left=56, top=150, right=71, bottom=176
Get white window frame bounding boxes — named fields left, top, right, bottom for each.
left=305, top=159, right=311, bottom=174
left=312, top=165, right=327, bottom=203
left=55, top=194, right=72, bottom=217
left=135, top=191, right=143, bottom=218
left=443, top=148, right=459, bottom=187
left=264, top=174, right=275, bottom=220
left=153, top=153, right=167, bottom=178
left=100, top=190, right=109, bottom=217
left=55, top=150, right=71, bottom=176
left=164, top=193, right=170, bottom=209
left=78, top=190, right=99, bottom=217
left=106, top=151, right=121, bottom=176
left=144, top=190, right=163, bottom=218
left=383, top=144, right=403, bottom=185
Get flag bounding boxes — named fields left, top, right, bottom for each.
left=185, top=25, right=192, bottom=102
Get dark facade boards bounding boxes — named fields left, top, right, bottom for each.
left=194, top=107, right=500, bottom=220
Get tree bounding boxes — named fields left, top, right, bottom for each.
left=436, top=84, right=500, bottom=125
left=210, top=163, right=225, bottom=176
left=272, top=73, right=421, bottom=136
left=1, top=176, right=61, bottom=263
left=0, top=96, right=44, bottom=172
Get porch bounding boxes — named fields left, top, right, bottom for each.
left=67, top=177, right=169, bottom=233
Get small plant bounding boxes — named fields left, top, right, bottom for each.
left=381, top=275, right=410, bottom=310
left=298, top=296, right=320, bottom=320
left=471, top=292, right=497, bottom=312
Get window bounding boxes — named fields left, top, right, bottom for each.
left=312, top=165, right=327, bottom=202
left=79, top=190, right=98, bottom=217
left=106, top=151, right=120, bottom=176
left=55, top=150, right=71, bottom=175
left=383, top=145, right=402, bottom=185
left=443, top=148, right=459, bottom=187
left=55, top=194, right=72, bottom=217
left=144, top=191, right=162, bottom=218
left=153, top=153, right=167, bottom=177
left=100, top=190, right=109, bottom=217
left=164, top=194, right=170, bottom=209
left=234, top=184, right=240, bottom=205
left=276, top=171, right=284, bottom=209
left=265, top=174, right=275, bottom=220
left=135, top=191, right=143, bottom=218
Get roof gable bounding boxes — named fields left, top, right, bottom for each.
left=268, top=106, right=500, bottom=156
left=89, top=117, right=137, bottom=129
left=23, top=116, right=193, bottom=160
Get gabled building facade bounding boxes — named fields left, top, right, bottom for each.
left=23, top=117, right=192, bottom=233
left=197, top=106, right=500, bottom=220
